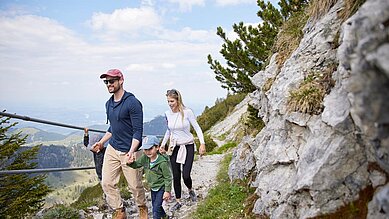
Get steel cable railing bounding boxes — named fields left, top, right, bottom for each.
left=0, top=111, right=105, bottom=175
left=0, top=111, right=106, bottom=133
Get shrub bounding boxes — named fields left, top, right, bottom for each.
left=194, top=134, right=217, bottom=153
left=42, top=205, right=80, bottom=219
left=70, top=183, right=103, bottom=210
left=244, top=104, right=265, bottom=136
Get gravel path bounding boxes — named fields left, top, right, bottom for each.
left=87, top=153, right=225, bottom=219
left=165, top=153, right=225, bottom=218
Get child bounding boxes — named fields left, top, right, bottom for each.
left=83, top=128, right=107, bottom=182
left=127, top=135, right=172, bottom=219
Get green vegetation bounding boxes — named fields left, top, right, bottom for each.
left=208, top=142, right=237, bottom=155
left=244, top=104, right=265, bottom=137
left=208, top=0, right=308, bottom=94
left=197, top=93, right=246, bottom=132
left=310, top=0, right=365, bottom=22
left=274, top=10, right=309, bottom=66
left=69, top=174, right=129, bottom=211
left=195, top=134, right=218, bottom=153
left=191, top=153, right=257, bottom=219
left=0, top=115, right=52, bottom=219
left=42, top=204, right=80, bottom=219
left=287, top=63, right=336, bottom=114
left=70, top=183, right=103, bottom=210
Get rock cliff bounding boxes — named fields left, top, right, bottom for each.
left=227, top=0, right=389, bottom=218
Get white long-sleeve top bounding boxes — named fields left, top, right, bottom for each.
left=161, top=108, right=205, bottom=147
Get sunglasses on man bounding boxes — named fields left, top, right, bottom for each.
left=103, top=78, right=119, bottom=85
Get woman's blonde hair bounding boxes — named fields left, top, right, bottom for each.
left=166, top=89, right=185, bottom=119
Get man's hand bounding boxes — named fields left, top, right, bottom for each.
left=127, top=153, right=135, bottom=164
left=91, top=142, right=103, bottom=153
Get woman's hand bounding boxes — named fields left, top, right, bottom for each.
left=159, top=145, right=166, bottom=154
left=199, top=144, right=206, bottom=156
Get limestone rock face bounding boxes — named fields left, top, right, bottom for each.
left=228, top=0, right=389, bottom=218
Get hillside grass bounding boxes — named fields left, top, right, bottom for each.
left=45, top=170, right=99, bottom=207
left=197, top=93, right=247, bottom=132
left=191, top=153, right=257, bottom=219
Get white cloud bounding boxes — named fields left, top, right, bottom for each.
left=126, top=64, right=155, bottom=72
left=166, top=0, right=205, bottom=12
left=89, top=7, right=161, bottom=34
left=158, top=27, right=218, bottom=43
left=0, top=12, right=225, bottom=114
left=214, top=0, right=253, bottom=6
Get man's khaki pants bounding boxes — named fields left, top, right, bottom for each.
left=102, top=144, right=146, bottom=209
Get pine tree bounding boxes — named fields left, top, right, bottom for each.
left=208, top=0, right=308, bottom=93
left=0, top=115, right=51, bottom=218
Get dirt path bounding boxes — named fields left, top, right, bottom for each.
left=88, top=152, right=225, bottom=219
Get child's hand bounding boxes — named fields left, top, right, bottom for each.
left=163, top=191, right=171, bottom=201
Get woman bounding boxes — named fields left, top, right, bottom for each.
left=160, top=89, right=206, bottom=212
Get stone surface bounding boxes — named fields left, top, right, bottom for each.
left=229, top=0, right=389, bottom=218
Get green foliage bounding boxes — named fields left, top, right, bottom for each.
left=274, top=10, right=309, bottom=65
left=195, top=134, right=217, bottom=153
left=70, top=183, right=103, bottom=210
left=0, top=115, right=51, bottom=219
left=208, top=0, right=308, bottom=93
left=208, top=142, right=237, bottom=155
left=197, top=93, right=246, bottom=132
left=244, top=104, right=265, bottom=136
left=42, top=204, right=80, bottom=219
left=191, top=153, right=256, bottom=219
left=287, top=64, right=336, bottom=114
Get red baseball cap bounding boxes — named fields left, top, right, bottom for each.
left=100, top=69, right=124, bottom=79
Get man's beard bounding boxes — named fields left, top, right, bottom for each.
left=109, top=84, right=121, bottom=93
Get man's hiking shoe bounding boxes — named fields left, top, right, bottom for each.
left=113, top=207, right=126, bottom=219
left=139, top=205, right=148, bottom=219
left=189, top=190, right=197, bottom=202
left=170, top=202, right=182, bottom=212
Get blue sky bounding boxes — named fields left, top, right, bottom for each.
left=0, top=0, right=278, bottom=128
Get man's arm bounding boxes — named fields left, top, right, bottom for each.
left=128, top=97, right=143, bottom=154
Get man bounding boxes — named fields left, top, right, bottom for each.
left=93, top=69, right=148, bottom=219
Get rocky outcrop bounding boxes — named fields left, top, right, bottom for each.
left=229, top=0, right=389, bottom=218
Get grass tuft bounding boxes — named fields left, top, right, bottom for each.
left=308, top=0, right=337, bottom=21
left=287, top=63, right=336, bottom=115
left=274, top=11, right=308, bottom=66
